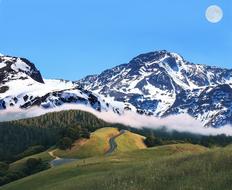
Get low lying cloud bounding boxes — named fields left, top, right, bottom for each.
left=0, top=104, right=232, bottom=136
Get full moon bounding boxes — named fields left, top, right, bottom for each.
left=205, top=5, right=223, bottom=23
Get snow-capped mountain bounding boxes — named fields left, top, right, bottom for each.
left=1, top=51, right=232, bottom=127
left=0, top=55, right=107, bottom=112
left=79, top=50, right=232, bottom=127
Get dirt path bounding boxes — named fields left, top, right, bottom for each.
left=105, top=130, right=125, bottom=155
left=48, top=150, right=60, bottom=160
left=49, top=150, right=77, bottom=167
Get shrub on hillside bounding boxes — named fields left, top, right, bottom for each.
left=57, top=137, right=73, bottom=150
left=25, top=158, right=49, bottom=175
left=144, top=136, right=163, bottom=147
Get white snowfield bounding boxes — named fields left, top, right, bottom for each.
left=1, top=79, right=77, bottom=107
left=0, top=56, right=110, bottom=111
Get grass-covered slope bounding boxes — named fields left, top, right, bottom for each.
left=9, top=150, right=52, bottom=172
left=55, top=128, right=147, bottom=159
left=2, top=144, right=223, bottom=190
left=55, top=127, right=120, bottom=158
left=0, top=150, right=53, bottom=187
left=114, top=131, right=146, bottom=153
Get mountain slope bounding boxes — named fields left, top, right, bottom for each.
left=0, top=54, right=108, bottom=113
left=79, top=50, right=232, bottom=127
left=1, top=51, right=232, bottom=127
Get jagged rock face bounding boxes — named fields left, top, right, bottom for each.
left=79, top=50, right=232, bottom=127
left=0, top=56, right=44, bottom=84
left=164, top=84, right=232, bottom=127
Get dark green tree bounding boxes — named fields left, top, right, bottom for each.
left=144, top=136, right=163, bottom=147
left=57, top=137, right=73, bottom=150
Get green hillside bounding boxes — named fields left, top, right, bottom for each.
left=55, top=128, right=146, bottom=158
left=2, top=110, right=232, bottom=189
left=0, top=110, right=109, bottom=161
left=9, top=150, right=53, bottom=172
left=114, top=131, right=146, bottom=153
left=55, top=127, right=120, bottom=158
left=4, top=144, right=229, bottom=190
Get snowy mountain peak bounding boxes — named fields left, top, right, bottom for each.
left=0, top=55, right=110, bottom=114
left=79, top=50, right=232, bottom=127
left=0, top=55, right=44, bottom=84
left=129, top=50, right=184, bottom=67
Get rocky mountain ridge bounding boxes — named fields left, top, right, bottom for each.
left=1, top=51, right=231, bottom=127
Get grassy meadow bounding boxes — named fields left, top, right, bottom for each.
left=2, top=127, right=232, bottom=190
left=4, top=143, right=232, bottom=190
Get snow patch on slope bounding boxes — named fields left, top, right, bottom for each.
left=11, top=58, right=31, bottom=73
left=0, top=63, right=6, bottom=69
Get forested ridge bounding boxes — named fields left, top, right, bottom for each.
left=0, top=110, right=109, bottom=162
left=9, top=110, right=108, bottom=130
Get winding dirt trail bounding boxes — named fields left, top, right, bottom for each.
left=49, top=150, right=77, bottom=167
left=105, top=130, right=125, bottom=155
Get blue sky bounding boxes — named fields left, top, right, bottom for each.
left=0, top=0, right=231, bottom=80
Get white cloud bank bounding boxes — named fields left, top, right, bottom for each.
left=0, top=104, right=232, bottom=136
